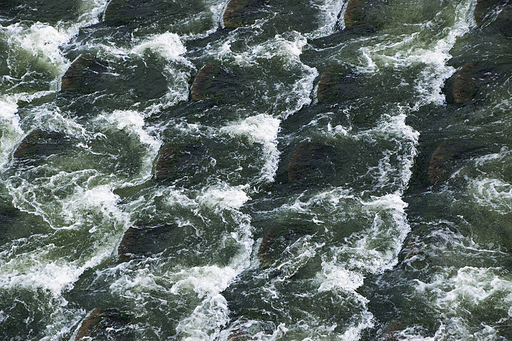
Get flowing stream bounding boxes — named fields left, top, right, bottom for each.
left=1, top=0, right=512, bottom=339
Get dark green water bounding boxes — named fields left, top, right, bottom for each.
left=1, top=0, right=511, bottom=339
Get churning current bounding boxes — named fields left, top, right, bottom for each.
left=1, top=0, right=512, bottom=340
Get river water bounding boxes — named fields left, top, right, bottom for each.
left=0, top=0, right=511, bottom=340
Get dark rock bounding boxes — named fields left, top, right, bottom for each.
left=344, top=0, right=367, bottom=27
left=155, top=140, right=204, bottom=182
left=117, top=226, right=142, bottom=262
left=103, top=0, right=133, bottom=25
left=317, top=64, right=360, bottom=103
left=226, top=318, right=250, bottom=341
left=428, top=141, right=458, bottom=185
left=13, top=129, right=70, bottom=167
left=223, top=0, right=267, bottom=28
left=427, top=141, right=481, bottom=185
left=286, top=141, right=338, bottom=183
left=118, top=223, right=175, bottom=261
left=474, top=0, right=512, bottom=36
left=378, top=319, right=406, bottom=341
left=0, top=0, right=79, bottom=23
left=74, top=308, right=133, bottom=340
left=75, top=308, right=102, bottom=340
left=451, top=62, right=478, bottom=104
left=61, top=55, right=108, bottom=93
left=444, top=62, right=512, bottom=104
left=343, top=0, right=386, bottom=29
left=257, top=223, right=315, bottom=267
left=103, top=0, right=205, bottom=26
left=399, top=225, right=431, bottom=270
left=474, top=0, right=505, bottom=26
left=189, top=63, right=236, bottom=101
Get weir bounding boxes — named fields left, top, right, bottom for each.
left=1, top=0, right=512, bottom=340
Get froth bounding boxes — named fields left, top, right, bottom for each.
left=215, top=32, right=318, bottom=118
left=132, top=32, right=188, bottom=61
left=470, top=178, right=512, bottom=214
left=197, top=184, right=250, bottom=211
left=308, top=0, right=345, bottom=37
left=220, top=114, right=281, bottom=183
left=4, top=22, right=74, bottom=89
left=0, top=96, right=23, bottom=169
left=413, top=266, right=512, bottom=340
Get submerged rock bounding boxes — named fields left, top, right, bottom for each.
left=399, top=225, right=431, bottom=270
left=13, top=129, right=69, bottom=167
left=61, top=55, right=108, bottom=93
left=474, top=0, right=512, bottom=36
left=427, top=141, right=482, bottom=185
left=451, top=62, right=478, bottom=104
left=474, top=0, right=506, bottom=25
left=75, top=308, right=102, bottom=340
left=378, top=319, right=406, bottom=341
left=287, top=141, right=338, bottom=183
left=155, top=140, right=204, bottom=182
left=257, top=222, right=314, bottom=267
left=74, top=308, right=133, bottom=340
left=118, top=223, right=175, bottom=261
left=444, top=62, right=512, bottom=104
left=344, top=0, right=367, bottom=27
left=428, top=141, right=458, bottom=185
left=223, top=0, right=267, bottom=28
left=104, top=0, right=204, bottom=26
left=189, top=63, right=235, bottom=101
left=343, top=0, right=385, bottom=29
left=103, top=0, right=150, bottom=25
left=0, top=0, right=79, bottom=23
left=317, top=64, right=360, bottom=103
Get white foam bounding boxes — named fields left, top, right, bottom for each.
left=3, top=22, right=77, bottom=90
left=78, top=0, right=110, bottom=26
left=197, top=184, right=250, bottom=211
left=364, top=113, right=419, bottom=191
left=0, top=96, right=23, bottom=169
left=97, top=109, right=161, bottom=185
left=317, top=263, right=365, bottom=292
left=308, top=0, right=346, bottom=37
left=220, top=114, right=281, bottom=183
left=356, top=0, right=476, bottom=107
left=171, top=267, right=242, bottom=341
left=413, top=266, right=512, bottom=340
left=177, top=293, right=230, bottom=341
left=215, top=32, right=318, bottom=118
left=132, top=32, right=188, bottom=61
left=469, top=178, right=512, bottom=214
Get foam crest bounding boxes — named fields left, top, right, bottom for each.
left=344, top=194, right=410, bottom=272
left=469, top=178, right=512, bottom=214
left=0, top=248, right=111, bottom=295
left=4, top=22, right=74, bottom=89
left=221, top=114, right=281, bottom=183
left=132, top=32, right=188, bottom=61
left=100, top=109, right=161, bottom=184
left=177, top=293, right=230, bottom=341
left=216, top=32, right=318, bottom=118
left=197, top=184, right=250, bottom=211
left=308, top=0, right=345, bottom=38
left=283, top=189, right=410, bottom=275
left=0, top=96, right=23, bottom=169
left=78, top=0, right=110, bottom=26
left=317, top=262, right=364, bottom=292
left=171, top=266, right=237, bottom=299
left=413, top=266, right=512, bottom=340
left=358, top=0, right=476, bottom=106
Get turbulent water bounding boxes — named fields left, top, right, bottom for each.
left=1, top=0, right=511, bottom=340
